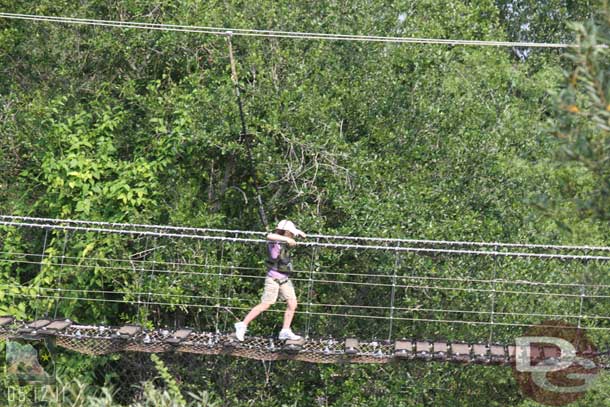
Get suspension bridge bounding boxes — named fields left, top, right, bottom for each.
left=1, top=215, right=609, bottom=368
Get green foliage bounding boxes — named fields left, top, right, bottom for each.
left=494, top=0, right=597, bottom=44
left=549, top=2, right=610, bottom=220
left=0, top=1, right=608, bottom=406
left=26, top=99, right=164, bottom=219
left=150, top=353, right=187, bottom=405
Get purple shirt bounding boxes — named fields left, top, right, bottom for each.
left=266, top=241, right=289, bottom=279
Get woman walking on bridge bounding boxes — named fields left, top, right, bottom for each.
left=234, top=220, right=306, bottom=341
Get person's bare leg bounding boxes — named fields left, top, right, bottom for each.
left=282, top=298, right=298, bottom=330
left=243, top=303, right=271, bottom=325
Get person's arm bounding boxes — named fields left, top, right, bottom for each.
left=267, top=233, right=297, bottom=247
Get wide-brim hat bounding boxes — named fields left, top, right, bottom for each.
left=276, top=220, right=306, bottom=238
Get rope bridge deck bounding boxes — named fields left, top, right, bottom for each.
left=1, top=317, right=608, bottom=368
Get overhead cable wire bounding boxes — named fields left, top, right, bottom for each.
left=0, top=12, right=575, bottom=48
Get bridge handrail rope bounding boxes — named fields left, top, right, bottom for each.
left=3, top=215, right=609, bottom=252
left=1, top=220, right=609, bottom=261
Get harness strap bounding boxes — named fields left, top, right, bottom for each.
left=266, top=243, right=293, bottom=276
left=273, top=278, right=290, bottom=286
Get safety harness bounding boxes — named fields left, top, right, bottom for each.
left=266, top=243, right=293, bottom=280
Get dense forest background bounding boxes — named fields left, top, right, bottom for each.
left=1, top=0, right=609, bottom=406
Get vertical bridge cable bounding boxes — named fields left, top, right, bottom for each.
left=135, top=235, right=150, bottom=323
left=145, top=231, right=159, bottom=315
left=488, top=246, right=498, bottom=343
left=202, top=239, right=210, bottom=330
left=214, top=240, right=225, bottom=333
left=304, top=238, right=320, bottom=339
left=577, top=253, right=592, bottom=334
left=578, top=285, right=585, bottom=330
left=388, top=244, right=400, bottom=340
left=52, top=229, right=70, bottom=319
left=222, top=233, right=240, bottom=332
left=225, top=32, right=268, bottom=229
left=574, top=258, right=588, bottom=350
left=35, top=228, right=50, bottom=320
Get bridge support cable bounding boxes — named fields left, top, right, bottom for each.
left=34, top=228, right=50, bottom=321
left=388, top=245, right=401, bottom=341
left=214, top=240, right=225, bottom=333
left=4, top=250, right=610, bottom=292
left=4, top=284, right=610, bottom=323
left=52, top=229, right=71, bottom=320
left=144, top=232, right=161, bottom=320
left=5, top=287, right=610, bottom=333
left=134, top=235, right=150, bottom=323
left=304, top=237, right=320, bottom=339
left=578, top=285, right=586, bottom=331
left=7, top=258, right=610, bottom=302
left=226, top=33, right=268, bottom=229
left=488, top=246, right=498, bottom=344
left=0, top=12, right=579, bottom=49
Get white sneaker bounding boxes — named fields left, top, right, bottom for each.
left=279, top=328, right=301, bottom=341
left=234, top=322, right=247, bottom=341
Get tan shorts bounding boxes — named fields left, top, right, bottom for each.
left=261, top=277, right=296, bottom=304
